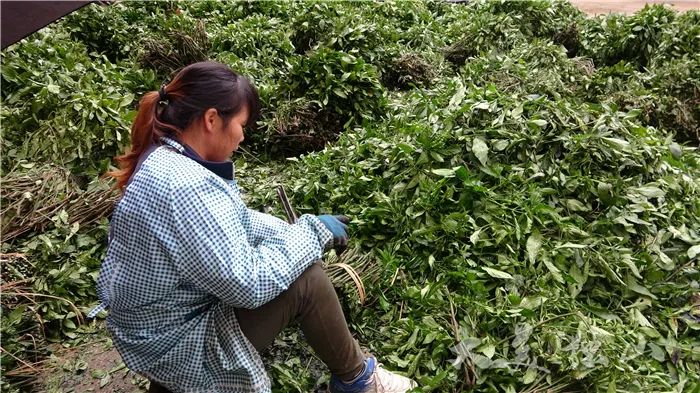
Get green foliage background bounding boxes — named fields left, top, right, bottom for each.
left=1, top=1, right=699, bottom=392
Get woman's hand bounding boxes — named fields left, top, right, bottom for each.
left=317, top=215, right=350, bottom=253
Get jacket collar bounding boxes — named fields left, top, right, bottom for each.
left=160, top=136, right=235, bottom=180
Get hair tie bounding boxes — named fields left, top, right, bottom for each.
left=158, top=83, right=168, bottom=105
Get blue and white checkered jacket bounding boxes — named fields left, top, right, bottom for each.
left=94, top=137, right=333, bottom=392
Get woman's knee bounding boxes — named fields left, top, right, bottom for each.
left=303, top=261, right=326, bottom=280
left=294, top=262, right=333, bottom=297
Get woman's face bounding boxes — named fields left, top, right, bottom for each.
left=209, top=106, right=249, bottom=161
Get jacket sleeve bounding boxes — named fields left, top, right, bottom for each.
left=169, top=176, right=333, bottom=309
left=245, top=209, right=292, bottom=246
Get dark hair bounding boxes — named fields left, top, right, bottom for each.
left=110, top=61, right=260, bottom=190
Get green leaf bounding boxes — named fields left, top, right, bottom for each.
left=621, top=254, right=642, bottom=279
left=482, top=266, right=513, bottom=280
left=420, top=284, right=431, bottom=299
left=6, top=305, right=26, bottom=326
left=108, top=362, right=126, bottom=374
left=526, top=230, right=543, bottom=264
left=648, top=342, right=665, bottom=362
left=520, top=296, right=546, bottom=310
left=493, top=139, right=509, bottom=151
left=99, top=374, right=112, bottom=388
left=633, top=186, right=665, bottom=198
left=512, top=323, right=532, bottom=348
left=602, top=137, right=631, bottom=151
left=469, top=228, right=482, bottom=245
left=473, top=354, right=492, bottom=369
left=544, top=259, right=564, bottom=283
left=448, top=81, right=466, bottom=110
left=631, top=309, right=653, bottom=328
left=523, top=366, right=538, bottom=384
left=626, top=276, right=658, bottom=300
left=687, top=244, right=700, bottom=259
left=479, top=343, right=496, bottom=359
left=529, top=119, right=547, bottom=127
left=566, top=199, right=588, bottom=212
left=472, top=101, right=490, bottom=110
left=669, top=317, right=678, bottom=337
left=63, top=319, right=76, bottom=330
left=455, top=166, right=469, bottom=181
left=656, top=251, right=675, bottom=270
left=431, top=168, right=455, bottom=177
left=472, top=137, right=489, bottom=166
left=340, top=55, right=355, bottom=64
left=590, top=325, right=613, bottom=338
left=555, top=242, right=587, bottom=249
left=669, top=143, right=682, bottom=159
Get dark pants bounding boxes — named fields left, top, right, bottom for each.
left=149, top=263, right=365, bottom=393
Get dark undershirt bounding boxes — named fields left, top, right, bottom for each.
left=128, top=141, right=234, bottom=187
left=180, top=143, right=234, bottom=180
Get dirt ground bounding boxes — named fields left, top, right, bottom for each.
left=570, top=0, right=699, bottom=15
left=37, top=334, right=149, bottom=393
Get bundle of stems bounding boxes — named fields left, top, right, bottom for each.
left=1, top=164, right=118, bottom=242
left=138, top=20, right=210, bottom=77
left=276, top=186, right=379, bottom=304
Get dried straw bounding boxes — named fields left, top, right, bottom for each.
left=138, top=20, right=210, bottom=77
left=1, top=165, right=118, bottom=243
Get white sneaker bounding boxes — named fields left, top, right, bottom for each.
left=328, top=356, right=418, bottom=393
left=368, top=361, right=418, bottom=392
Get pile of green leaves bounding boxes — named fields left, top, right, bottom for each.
left=277, top=77, right=700, bottom=392
left=443, top=0, right=584, bottom=66
left=1, top=199, right=109, bottom=390
left=1, top=1, right=699, bottom=392
left=1, top=30, right=134, bottom=176
left=577, top=6, right=700, bottom=143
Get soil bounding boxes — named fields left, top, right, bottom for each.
left=37, top=335, right=148, bottom=393
left=570, top=0, right=699, bottom=15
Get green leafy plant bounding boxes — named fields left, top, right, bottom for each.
left=279, top=77, right=700, bottom=391
left=62, top=3, right=139, bottom=62
left=443, top=11, right=525, bottom=66
left=479, top=0, right=584, bottom=38
left=460, top=39, right=593, bottom=100
left=2, top=208, right=109, bottom=389
left=579, top=5, right=698, bottom=69
left=285, top=48, right=385, bottom=124
left=211, top=15, right=294, bottom=69
left=2, top=2, right=699, bottom=392
left=0, top=29, right=137, bottom=175
left=252, top=48, right=386, bottom=156
left=290, top=1, right=342, bottom=54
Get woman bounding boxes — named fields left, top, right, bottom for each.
left=92, top=62, right=417, bottom=393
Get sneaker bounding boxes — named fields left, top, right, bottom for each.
left=328, top=356, right=418, bottom=393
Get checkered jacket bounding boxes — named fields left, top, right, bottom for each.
left=94, top=137, right=333, bottom=392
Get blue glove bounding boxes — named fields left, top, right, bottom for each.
left=317, top=215, right=350, bottom=252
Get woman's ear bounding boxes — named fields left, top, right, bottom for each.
left=202, top=108, right=219, bottom=133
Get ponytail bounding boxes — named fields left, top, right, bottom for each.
left=107, top=61, right=260, bottom=192
left=109, top=92, right=160, bottom=190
